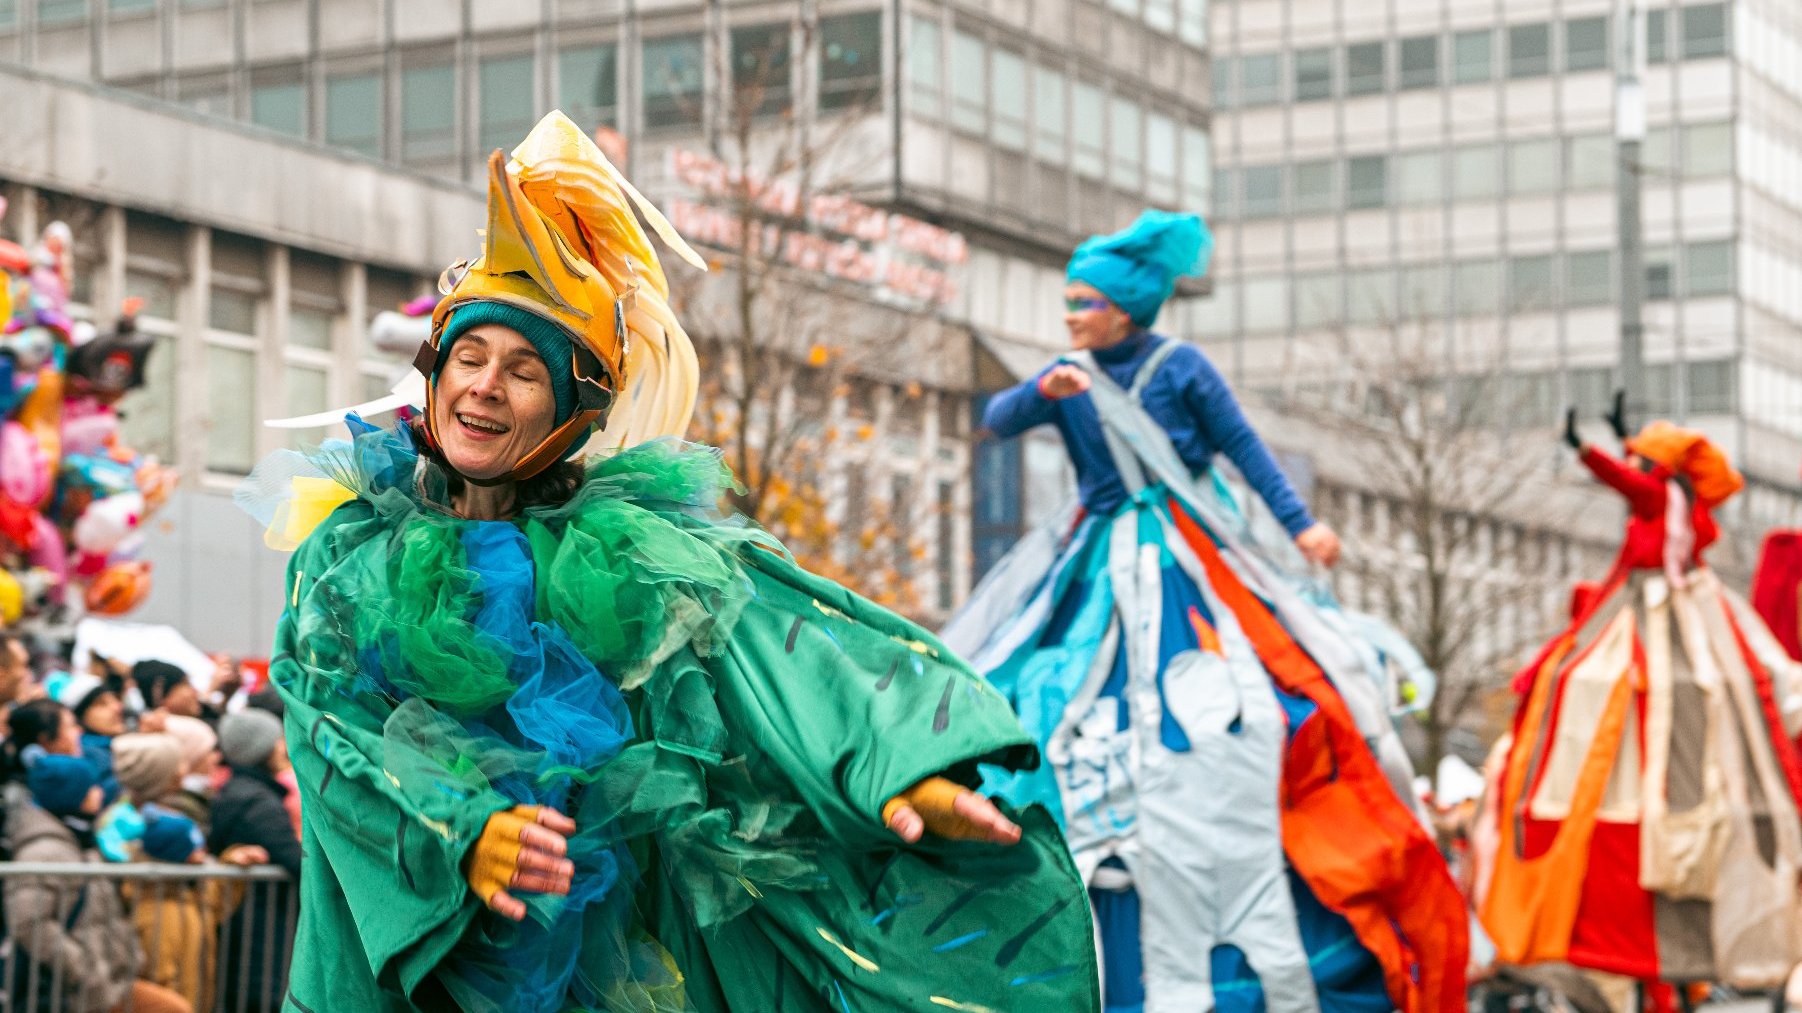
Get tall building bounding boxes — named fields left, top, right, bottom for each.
left=0, top=0, right=1212, bottom=647
left=1203, top=0, right=1802, bottom=570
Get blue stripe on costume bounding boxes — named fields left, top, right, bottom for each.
left=424, top=523, right=638, bottom=1013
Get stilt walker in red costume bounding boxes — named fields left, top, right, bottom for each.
left=1480, top=394, right=1802, bottom=991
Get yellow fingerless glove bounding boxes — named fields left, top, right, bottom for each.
left=882, top=777, right=991, bottom=841
left=463, top=805, right=541, bottom=904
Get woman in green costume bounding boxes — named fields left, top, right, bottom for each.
left=247, top=112, right=1098, bottom=1012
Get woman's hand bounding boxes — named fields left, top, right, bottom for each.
left=883, top=776, right=1021, bottom=846
left=1293, top=522, right=1341, bottom=568
left=464, top=805, right=577, bottom=922
left=1038, top=365, right=1092, bottom=401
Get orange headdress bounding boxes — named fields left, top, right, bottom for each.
left=1626, top=421, right=1744, bottom=508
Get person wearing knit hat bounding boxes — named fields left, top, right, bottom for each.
left=242, top=112, right=1098, bottom=1013
left=23, top=749, right=101, bottom=818
left=132, top=659, right=201, bottom=719
left=139, top=807, right=205, bottom=864
left=950, top=208, right=1471, bottom=1011
left=218, top=708, right=282, bottom=770
left=53, top=670, right=124, bottom=806
left=112, top=732, right=184, bottom=805
left=148, top=715, right=219, bottom=832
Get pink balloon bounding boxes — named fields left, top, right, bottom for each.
left=0, top=422, right=48, bottom=506
left=60, top=399, right=117, bottom=456
left=27, top=511, right=65, bottom=588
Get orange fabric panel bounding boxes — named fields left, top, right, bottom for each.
left=1481, top=624, right=1638, bottom=968
left=1170, top=502, right=1469, bottom=1013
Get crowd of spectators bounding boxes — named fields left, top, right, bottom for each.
left=0, top=634, right=299, bottom=1013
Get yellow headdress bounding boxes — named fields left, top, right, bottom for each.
left=417, top=111, right=707, bottom=480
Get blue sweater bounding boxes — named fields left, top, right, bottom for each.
left=982, top=331, right=1315, bottom=535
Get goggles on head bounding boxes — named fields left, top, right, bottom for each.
left=1064, top=296, right=1113, bottom=313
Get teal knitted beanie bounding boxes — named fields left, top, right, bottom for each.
left=434, top=301, right=577, bottom=427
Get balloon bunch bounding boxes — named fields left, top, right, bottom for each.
left=0, top=201, right=172, bottom=628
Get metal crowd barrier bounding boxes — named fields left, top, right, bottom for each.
left=0, top=862, right=294, bottom=1013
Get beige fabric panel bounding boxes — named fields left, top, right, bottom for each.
left=1529, top=606, right=1641, bottom=823
left=1639, top=578, right=1728, bottom=898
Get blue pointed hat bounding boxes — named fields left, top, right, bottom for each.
left=1066, top=210, right=1214, bottom=326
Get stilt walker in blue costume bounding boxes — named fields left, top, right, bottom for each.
left=944, top=211, right=1469, bottom=1013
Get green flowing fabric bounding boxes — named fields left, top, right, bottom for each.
left=261, top=424, right=1099, bottom=1012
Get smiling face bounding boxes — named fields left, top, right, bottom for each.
left=430, top=323, right=561, bottom=483
left=1062, top=282, right=1134, bottom=352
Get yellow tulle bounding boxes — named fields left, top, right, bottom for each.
left=265, top=475, right=356, bottom=551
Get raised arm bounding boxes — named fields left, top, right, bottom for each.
left=1578, top=446, right=1666, bottom=520
left=1179, top=348, right=1315, bottom=538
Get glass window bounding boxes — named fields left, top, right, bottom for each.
left=950, top=30, right=986, bottom=132
left=992, top=49, right=1027, bottom=151
left=209, top=288, right=258, bottom=334
left=1293, top=159, right=1335, bottom=214
left=1453, top=143, right=1501, bottom=199
left=1213, top=167, right=1237, bottom=218
left=1454, top=29, right=1494, bottom=83
left=0, top=0, right=14, bottom=25
left=1146, top=112, right=1177, bottom=203
left=1346, top=42, right=1386, bottom=95
left=1180, top=0, right=1206, bottom=47
left=1182, top=125, right=1210, bottom=210
left=908, top=16, right=943, bottom=118
left=1240, top=54, right=1281, bottom=105
left=1685, top=240, right=1734, bottom=296
left=1348, top=269, right=1394, bottom=325
left=1295, top=48, right=1334, bottom=101
left=125, top=271, right=177, bottom=320
left=1508, top=254, right=1555, bottom=312
left=1566, top=250, right=1613, bottom=305
left=325, top=73, right=382, bottom=157
left=1508, top=23, right=1551, bottom=78
left=1212, top=56, right=1235, bottom=109
left=1687, top=359, right=1738, bottom=414
left=1243, top=277, right=1289, bottom=332
left=1394, top=150, right=1443, bottom=204
left=820, top=12, right=882, bottom=111
left=401, top=63, right=457, bottom=161
left=1294, top=272, right=1341, bottom=328
left=643, top=34, right=705, bottom=129
left=478, top=54, right=536, bottom=156
left=110, top=0, right=154, bottom=13
left=251, top=82, right=305, bottom=137
left=1073, top=81, right=1105, bottom=178
left=1683, top=121, right=1733, bottom=176
left=559, top=44, right=618, bottom=131
left=1564, top=17, right=1608, bottom=72
left=731, top=24, right=792, bottom=119
left=1033, top=65, right=1066, bottom=163
left=1643, top=126, right=1673, bottom=175
left=1454, top=259, right=1501, bottom=315
left=1508, top=138, right=1560, bottom=194
left=1566, top=134, right=1615, bottom=189
left=1243, top=165, right=1283, bottom=217
left=1110, top=97, right=1143, bottom=188
left=1682, top=5, right=1727, bottom=59
left=1145, top=0, right=1175, bottom=32
left=1646, top=245, right=1674, bottom=300
left=206, top=346, right=256, bottom=474
left=1347, top=154, right=1388, bottom=209
left=37, top=0, right=85, bottom=24
left=290, top=308, right=333, bottom=351
left=1400, top=263, right=1447, bottom=317
left=1647, top=10, right=1668, bottom=62
left=1399, top=35, right=1439, bottom=89
left=283, top=364, right=328, bottom=450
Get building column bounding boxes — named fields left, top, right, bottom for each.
left=259, top=244, right=290, bottom=460
left=98, top=203, right=126, bottom=319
